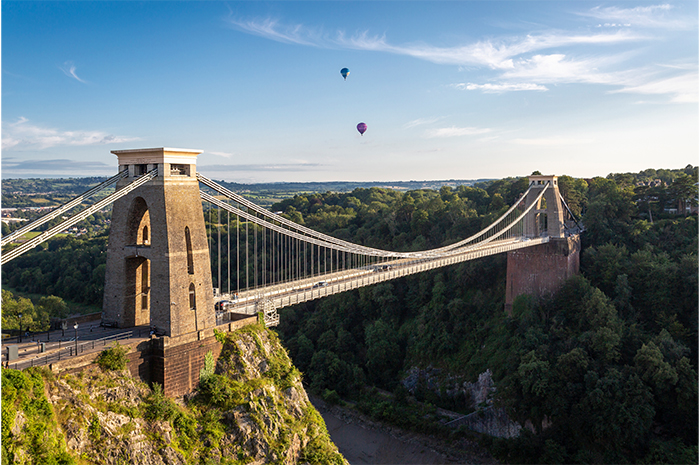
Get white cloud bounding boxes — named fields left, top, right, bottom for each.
left=227, top=14, right=693, bottom=103
left=228, top=17, right=323, bottom=46
left=501, top=54, right=621, bottom=85
left=2, top=117, right=139, bottom=150
left=2, top=157, right=112, bottom=174
left=351, top=30, right=641, bottom=69
left=208, top=151, right=235, bottom=158
left=403, top=117, right=441, bottom=129
left=60, top=61, right=87, bottom=83
left=581, top=4, right=693, bottom=29
left=426, top=126, right=492, bottom=138
left=228, top=16, right=641, bottom=70
left=453, top=82, right=548, bottom=93
left=611, top=71, right=698, bottom=103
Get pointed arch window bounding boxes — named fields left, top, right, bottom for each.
left=185, top=226, right=194, bottom=274
left=189, top=283, right=196, bottom=310
left=143, top=225, right=149, bottom=246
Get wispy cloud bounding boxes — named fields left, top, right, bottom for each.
left=611, top=71, right=698, bottom=103
left=228, top=15, right=641, bottom=70
left=2, top=117, right=139, bottom=150
left=2, top=157, right=112, bottom=174
left=426, top=126, right=491, bottom=138
left=229, top=17, right=324, bottom=46
left=227, top=10, right=695, bottom=104
left=60, top=61, right=87, bottom=83
left=453, top=82, right=548, bottom=93
left=581, top=4, right=694, bottom=29
left=511, top=137, right=594, bottom=146
left=207, top=151, right=235, bottom=158
left=403, top=117, right=442, bottom=129
left=497, top=53, right=626, bottom=86
left=200, top=162, right=324, bottom=172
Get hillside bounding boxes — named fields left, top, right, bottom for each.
left=2, top=167, right=697, bottom=464
left=1, top=324, right=346, bottom=465
left=272, top=170, right=698, bottom=464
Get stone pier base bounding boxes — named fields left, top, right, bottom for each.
left=53, top=316, right=257, bottom=397
left=504, top=235, right=580, bottom=314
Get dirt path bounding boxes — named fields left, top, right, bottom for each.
left=310, top=397, right=497, bottom=465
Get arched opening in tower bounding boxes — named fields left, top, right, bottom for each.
left=127, top=197, right=151, bottom=246
left=125, top=257, right=151, bottom=327
left=125, top=196, right=152, bottom=326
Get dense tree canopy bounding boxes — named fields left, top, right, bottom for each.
left=2, top=167, right=697, bottom=463
left=274, top=169, right=697, bottom=464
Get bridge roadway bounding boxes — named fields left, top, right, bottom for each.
left=3, top=236, right=548, bottom=370
left=217, top=236, right=549, bottom=320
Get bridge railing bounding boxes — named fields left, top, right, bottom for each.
left=4, top=330, right=143, bottom=371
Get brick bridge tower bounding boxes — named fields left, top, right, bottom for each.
left=102, top=147, right=215, bottom=337
left=504, top=175, right=581, bottom=313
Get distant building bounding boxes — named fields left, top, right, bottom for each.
left=635, top=179, right=666, bottom=188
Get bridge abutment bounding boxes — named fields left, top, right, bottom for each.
left=504, top=235, right=581, bottom=314
left=51, top=316, right=257, bottom=397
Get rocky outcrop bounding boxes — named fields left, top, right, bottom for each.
left=403, top=367, right=523, bottom=438
left=2, top=324, right=347, bottom=465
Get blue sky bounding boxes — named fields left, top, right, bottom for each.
left=2, top=1, right=698, bottom=182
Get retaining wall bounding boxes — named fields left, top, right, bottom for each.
left=51, top=315, right=257, bottom=397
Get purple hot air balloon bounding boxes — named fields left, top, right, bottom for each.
left=357, top=122, right=367, bottom=136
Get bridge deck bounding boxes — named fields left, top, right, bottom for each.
left=219, top=236, right=549, bottom=317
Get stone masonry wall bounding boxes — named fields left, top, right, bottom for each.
left=153, top=316, right=257, bottom=397
left=53, top=316, right=257, bottom=397
left=504, top=235, right=581, bottom=313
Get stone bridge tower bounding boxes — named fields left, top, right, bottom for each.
left=523, top=175, right=566, bottom=239
left=505, top=175, right=580, bottom=313
left=102, top=147, right=215, bottom=337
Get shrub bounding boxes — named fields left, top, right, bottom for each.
left=95, top=343, right=129, bottom=371
left=199, top=351, right=215, bottom=382
left=144, top=383, right=178, bottom=422
left=322, top=389, right=341, bottom=405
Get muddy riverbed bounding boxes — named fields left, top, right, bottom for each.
left=310, top=397, right=497, bottom=465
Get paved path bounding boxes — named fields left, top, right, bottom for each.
left=2, top=324, right=151, bottom=370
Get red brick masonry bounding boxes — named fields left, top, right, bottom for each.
left=504, top=236, right=581, bottom=314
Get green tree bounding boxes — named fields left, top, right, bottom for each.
left=36, top=296, right=69, bottom=319
left=670, top=173, right=698, bottom=215
left=365, top=319, right=401, bottom=387
left=1, top=290, right=47, bottom=332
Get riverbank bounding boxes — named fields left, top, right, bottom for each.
left=310, top=396, right=497, bottom=465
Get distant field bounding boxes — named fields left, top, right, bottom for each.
left=15, top=232, right=68, bottom=240
left=2, top=232, right=69, bottom=248
left=28, top=197, right=52, bottom=204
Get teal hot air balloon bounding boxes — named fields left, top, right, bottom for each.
left=340, top=68, right=349, bottom=80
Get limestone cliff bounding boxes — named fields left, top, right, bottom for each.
left=2, top=324, right=346, bottom=465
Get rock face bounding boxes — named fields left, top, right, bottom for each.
left=2, top=325, right=347, bottom=465
left=402, top=367, right=522, bottom=438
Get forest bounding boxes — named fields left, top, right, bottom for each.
left=1, top=166, right=697, bottom=463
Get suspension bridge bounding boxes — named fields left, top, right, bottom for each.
left=1, top=148, right=581, bottom=394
